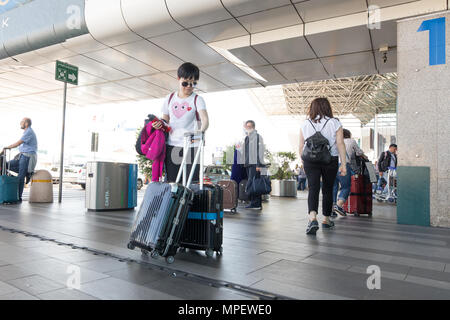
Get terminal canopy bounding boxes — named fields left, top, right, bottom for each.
left=250, top=73, right=397, bottom=125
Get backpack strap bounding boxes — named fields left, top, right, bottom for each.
left=168, top=92, right=175, bottom=104
left=308, top=120, right=317, bottom=132
left=194, top=94, right=200, bottom=121
left=308, top=118, right=331, bottom=132
left=320, top=118, right=331, bottom=132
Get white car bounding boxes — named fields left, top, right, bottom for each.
left=50, top=165, right=80, bottom=184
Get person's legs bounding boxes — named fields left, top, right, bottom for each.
left=165, top=145, right=182, bottom=183
left=333, top=163, right=351, bottom=216
left=303, top=161, right=321, bottom=219
left=377, top=172, right=386, bottom=191
left=332, top=171, right=340, bottom=204
left=186, top=147, right=200, bottom=184
left=304, top=161, right=322, bottom=234
left=245, top=165, right=261, bottom=208
left=321, top=159, right=339, bottom=224
left=299, top=178, right=306, bottom=191
left=336, top=163, right=352, bottom=207
left=331, top=172, right=340, bottom=217
left=17, top=155, right=30, bottom=200
left=7, top=159, right=20, bottom=174
left=253, top=170, right=262, bottom=208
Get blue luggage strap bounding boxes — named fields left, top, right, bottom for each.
left=188, top=211, right=224, bottom=220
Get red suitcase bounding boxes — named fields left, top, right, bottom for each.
left=344, top=174, right=372, bottom=216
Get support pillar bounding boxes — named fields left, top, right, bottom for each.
left=397, top=11, right=450, bottom=227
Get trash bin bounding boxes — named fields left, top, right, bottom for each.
left=85, top=161, right=137, bottom=211
left=29, top=170, right=53, bottom=203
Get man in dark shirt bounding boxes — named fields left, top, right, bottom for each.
left=377, top=144, right=397, bottom=192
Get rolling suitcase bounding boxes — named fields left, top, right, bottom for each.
left=0, top=150, right=20, bottom=204
left=344, top=164, right=373, bottom=216
left=239, top=179, right=249, bottom=202
left=127, top=132, right=204, bottom=264
left=180, top=183, right=224, bottom=257
left=218, top=180, right=238, bottom=213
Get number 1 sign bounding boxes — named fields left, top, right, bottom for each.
left=418, top=17, right=446, bottom=66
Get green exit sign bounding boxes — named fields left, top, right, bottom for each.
left=55, top=60, right=78, bottom=85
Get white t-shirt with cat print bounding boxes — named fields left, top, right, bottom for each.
left=161, top=92, right=206, bottom=147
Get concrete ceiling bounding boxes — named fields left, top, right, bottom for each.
left=0, top=0, right=447, bottom=113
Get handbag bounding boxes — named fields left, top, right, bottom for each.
left=246, top=174, right=272, bottom=196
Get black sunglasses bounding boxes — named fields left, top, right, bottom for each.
left=181, top=81, right=197, bottom=88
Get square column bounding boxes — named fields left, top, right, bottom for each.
left=397, top=11, right=450, bottom=227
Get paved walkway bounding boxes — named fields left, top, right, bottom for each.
left=0, top=187, right=449, bottom=300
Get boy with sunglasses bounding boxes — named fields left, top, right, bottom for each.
left=152, top=62, right=209, bottom=182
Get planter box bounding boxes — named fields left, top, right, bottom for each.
left=270, top=179, right=297, bottom=197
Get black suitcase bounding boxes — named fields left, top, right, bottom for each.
left=179, top=183, right=224, bottom=257
left=127, top=132, right=203, bottom=264
left=239, top=179, right=249, bottom=201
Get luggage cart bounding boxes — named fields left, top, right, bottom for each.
left=374, top=167, right=397, bottom=204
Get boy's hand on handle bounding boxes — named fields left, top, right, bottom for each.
left=152, top=121, right=163, bottom=130
left=339, top=164, right=347, bottom=176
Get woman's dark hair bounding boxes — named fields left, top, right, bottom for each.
left=343, top=129, right=351, bottom=139
left=177, top=62, right=200, bottom=80
left=308, top=98, right=334, bottom=123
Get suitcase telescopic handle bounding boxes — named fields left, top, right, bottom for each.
left=1, top=148, right=12, bottom=176
left=175, top=131, right=205, bottom=189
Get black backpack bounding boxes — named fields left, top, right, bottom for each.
left=379, top=151, right=390, bottom=172
left=135, top=114, right=156, bottom=155
left=301, top=119, right=333, bottom=165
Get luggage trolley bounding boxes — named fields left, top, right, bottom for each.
left=374, top=167, right=397, bottom=204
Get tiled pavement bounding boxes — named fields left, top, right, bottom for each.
left=0, top=187, right=448, bottom=300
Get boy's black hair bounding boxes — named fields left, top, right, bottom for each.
left=177, top=62, right=200, bottom=80
left=389, top=144, right=397, bottom=149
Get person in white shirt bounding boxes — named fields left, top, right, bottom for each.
left=332, top=129, right=368, bottom=216
left=299, top=98, right=347, bottom=235
left=152, top=63, right=209, bottom=182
